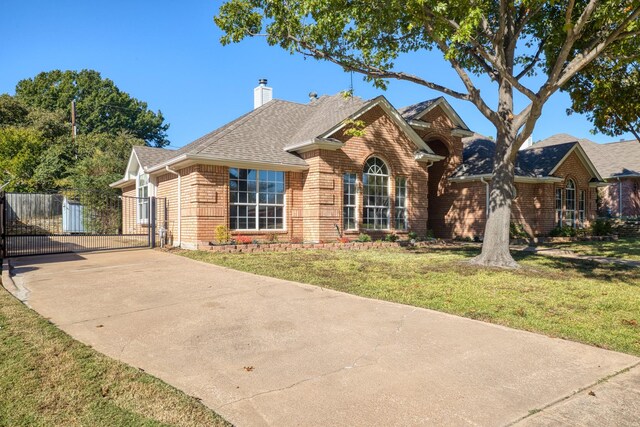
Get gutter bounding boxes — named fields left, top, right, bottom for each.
left=449, top=174, right=563, bottom=184
left=146, top=153, right=309, bottom=174
left=165, top=166, right=182, bottom=247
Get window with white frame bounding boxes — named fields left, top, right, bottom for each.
left=579, top=190, right=586, bottom=227
left=137, top=172, right=149, bottom=224
left=229, top=168, right=285, bottom=230
left=555, top=188, right=563, bottom=227
left=362, top=157, right=390, bottom=230
left=395, top=177, right=408, bottom=230
left=565, top=179, right=576, bottom=227
left=343, top=173, right=357, bottom=231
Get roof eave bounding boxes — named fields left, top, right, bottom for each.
left=109, top=178, right=134, bottom=189
left=146, top=153, right=309, bottom=173
left=284, top=137, right=344, bottom=154
left=415, top=152, right=446, bottom=163
left=449, top=174, right=563, bottom=184
left=321, top=96, right=439, bottom=156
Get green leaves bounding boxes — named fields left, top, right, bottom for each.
left=15, top=70, right=169, bottom=147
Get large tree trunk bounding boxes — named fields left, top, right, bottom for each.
left=469, top=131, right=519, bottom=269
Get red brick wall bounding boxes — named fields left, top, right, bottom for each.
left=599, top=178, right=640, bottom=217
left=300, top=105, right=431, bottom=241
left=441, top=150, right=598, bottom=238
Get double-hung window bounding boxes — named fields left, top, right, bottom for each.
left=343, top=173, right=357, bottom=231
left=578, top=190, right=586, bottom=227
left=229, top=168, right=285, bottom=230
left=137, top=172, right=149, bottom=224
left=555, top=188, right=563, bottom=227
left=362, top=157, right=390, bottom=230
left=395, top=177, right=408, bottom=230
left=565, top=179, right=576, bottom=227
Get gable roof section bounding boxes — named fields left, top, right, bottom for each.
left=112, top=93, right=451, bottom=188
left=452, top=134, right=602, bottom=182
left=133, top=145, right=175, bottom=169
left=531, top=134, right=640, bottom=179
left=398, top=97, right=472, bottom=134
left=288, top=95, right=442, bottom=160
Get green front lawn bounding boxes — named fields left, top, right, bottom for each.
left=178, top=246, right=640, bottom=356
left=544, top=237, right=640, bottom=261
left=0, top=286, right=229, bottom=427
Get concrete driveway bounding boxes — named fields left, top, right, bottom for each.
left=6, top=249, right=639, bottom=426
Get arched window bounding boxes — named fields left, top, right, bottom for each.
left=565, top=179, right=576, bottom=227
left=362, top=157, right=390, bottom=229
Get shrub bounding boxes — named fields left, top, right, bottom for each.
left=408, top=231, right=418, bottom=240
left=549, top=226, right=577, bottom=237
left=357, top=233, right=372, bottom=242
left=214, top=225, right=230, bottom=244
left=234, top=235, right=253, bottom=244
left=384, top=233, right=399, bottom=242
left=509, top=222, right=529, bottom=239
left=425, top=229, right=435, bottom=240
left=591, top=218, right=612, bottom=236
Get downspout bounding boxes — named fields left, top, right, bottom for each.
left=618, top=177, right=623, bottom=218
left=165, top=166, right=181, bottom=247
left=480, top=177, right=490, bottom=218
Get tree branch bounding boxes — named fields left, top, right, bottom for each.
left=292, top=39, right=472, bottom=101
left=515, top=38, right=547, bottom=80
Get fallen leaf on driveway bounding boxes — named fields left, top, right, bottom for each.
left=588, top=391, right=596, bottom=397
left=243, top=366, right=254, bottom=372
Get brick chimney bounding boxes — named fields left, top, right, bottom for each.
left=254, top=78, right=272, bottom=109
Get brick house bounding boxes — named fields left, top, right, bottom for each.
left=111, top=81, right=607, bottom=246
left=525, top=134, right=640, bottom=219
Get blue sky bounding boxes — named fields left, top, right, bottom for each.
left=1, top=0, right=632, bottom=148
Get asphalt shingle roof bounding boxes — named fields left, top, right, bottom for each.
left=453, top=134, right=576, bottom=178
left=143, top=94, right=369, bottom=169
left=397, top=98, right=441, bottom=121
left=530, top=134, right=640, bottom=178
left=133, top=146, right=175, bottom=169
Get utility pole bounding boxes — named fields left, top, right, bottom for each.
left=71, top=99, right=78, bottom=159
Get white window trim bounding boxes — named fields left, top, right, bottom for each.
left=395, top=177, right=408, bottom=231
left=565, top=179, right=577, bottom=228
left=343, top=172, right=358, bottom=232
left=362, top=157, right=391, bottom=231
left=136, top=171, right=150, bottom=225
left=578, top=189, right=586, bottom=228
left=555, top=187, right=563, bottom=228
left=229, top=168, right=287, bottom=231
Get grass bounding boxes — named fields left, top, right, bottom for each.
left=177, top=245, right=640, bottom=356
left=544, top=237, right=640, bottom=261
left=0, top=286, right=230, bottom=427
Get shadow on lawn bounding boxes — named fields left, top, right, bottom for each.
left=513, top=251, right=640, bottom=286
left=403, top=245, right=639, bottom=285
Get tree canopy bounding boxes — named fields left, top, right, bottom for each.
left=0, top=70, right=159, bottom=193
left=566, top=59, right=640, bottom=141
left=215, top=0, right=640, bottom=268
left=15, top=69, right=169, bottom=147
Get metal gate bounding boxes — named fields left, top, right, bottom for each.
left=0, top=191, right=166, bottom=257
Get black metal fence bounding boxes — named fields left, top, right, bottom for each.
left=1, top=191, right=166, bottom=257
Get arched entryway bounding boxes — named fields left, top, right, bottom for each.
left=426, top=139, right=452, bottom=237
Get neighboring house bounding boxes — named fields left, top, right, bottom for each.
left=111, top=80, right=466, bottom=248
left=111, top=81, right=618, bottom=245
left=528, top=134, right=640, bottom=218
left=435, top=133, right=604, bottom=238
